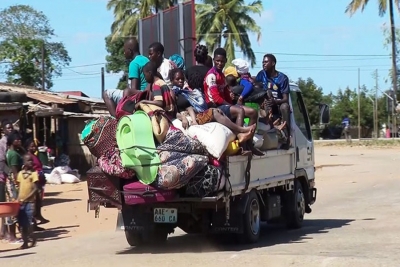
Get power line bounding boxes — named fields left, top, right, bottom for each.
left=245, top=51, right=390, bottom=57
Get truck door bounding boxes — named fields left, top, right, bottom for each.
left=290, top=91, right=314, bottom=176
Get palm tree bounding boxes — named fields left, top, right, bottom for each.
left=107, top=0, right=176, bottom=41
left=345, top=0, right=399, bottom=138
left=196, top=0, right=263, bottom=67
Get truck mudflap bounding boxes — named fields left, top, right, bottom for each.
left=310, top=188, right=317, bottom=205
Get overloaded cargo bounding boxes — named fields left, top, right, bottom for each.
left=83, top=84, right=330, bottom=246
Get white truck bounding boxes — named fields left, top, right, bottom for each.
left=87, top=83, right=330, bottom=246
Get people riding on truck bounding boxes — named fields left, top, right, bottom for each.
left=103, top=37, right=149, bottom=117
left=148, top=42, right=176, bottom=88
left=255, top=53, right=291, bottom=149
left=85, top=40, right=329, bottom=247
left=170, top=68, right=255, bottom=144
left=203, top=48, right=263, bottom=155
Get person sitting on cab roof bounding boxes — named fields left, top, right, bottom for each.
left=255, top=53, right=291, bottom=148
left=103, top=37, right=149, bottom=117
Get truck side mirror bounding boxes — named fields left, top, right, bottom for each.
left=319, top=104, right=330, bottom=124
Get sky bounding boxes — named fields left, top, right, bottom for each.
left=0, top=0, right=394, bottom=98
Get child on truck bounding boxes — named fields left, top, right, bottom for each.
left=16, top=153, right=38, bottom=249
left=169, top=68, right=255, bottom=143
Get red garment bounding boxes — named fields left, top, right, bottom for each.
left=31, top=153, right=43, bottom=172
left=203, top=67, right=232, bottom=106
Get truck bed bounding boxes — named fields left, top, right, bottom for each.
left=87, top=149, right=297, bottom=207
left=154, top=148, right=296, bottom=202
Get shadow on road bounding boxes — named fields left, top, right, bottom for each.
left=0, top=251, right=36, bottom=258
left=35, top=225, right=79, bottom=242
left=116, top=218, right=354, bottom=255
left=44, top=191, right=62, bottom=197
left=43, top=198, right=81, bottom=206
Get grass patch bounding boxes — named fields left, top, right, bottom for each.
left=314, top=139, right=400, bottom=148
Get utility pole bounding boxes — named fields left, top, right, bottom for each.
left=101, top=67, right=105, bottom=95
left=389, top=0, right=398, bottom=137
left=358, top=68, right=361, bottom=139
left=41, top=41, right=45, bottom=91
left=375, top=69, right=379, bottom=138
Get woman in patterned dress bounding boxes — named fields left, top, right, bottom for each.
left=5, top=130, right=23, bottom=243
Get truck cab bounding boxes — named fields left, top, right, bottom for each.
left=87, top=83, right=330, bottom=246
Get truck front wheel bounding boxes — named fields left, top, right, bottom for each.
left=238, top=190, right=261, bottom=243
left=285, top=179, right=305, bottom=229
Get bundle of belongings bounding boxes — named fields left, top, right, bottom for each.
left=82, top=87, right=288, bottom=204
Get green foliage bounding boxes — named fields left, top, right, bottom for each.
left=196, top=0, right=262, bottom=67
left=0, top=5, right=71, bottom=90
left=105, top=35, right=128, bottom=89
left=105, top=0, right=263, bottom=87
left=296, top=77, right=389, bottom=135
left=296, top=78, right=324, bottom=125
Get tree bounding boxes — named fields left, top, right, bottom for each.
left=105, top=0, right=177, bottom=88
left=105, top=36, right=128, bottom=89
left=0, top=5, right=71, bottom=89
left=345, top=0, right=399, bottom=126
left=196, top=0, right=262, bottom=67
left=296, top=78, right=324, bottom=125
left=106, top=0, right=176, bottom=41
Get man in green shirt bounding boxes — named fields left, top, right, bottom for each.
left=103, top=37, right=150, bottom=117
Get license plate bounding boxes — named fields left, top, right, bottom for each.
left=153, top=208, right=177, bottom=223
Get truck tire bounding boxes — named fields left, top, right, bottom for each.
left=285, top=180, right=305, bottom=229
left=238, top=190, right=261, bottom=243
left=124, top=230, right=144, bottom=247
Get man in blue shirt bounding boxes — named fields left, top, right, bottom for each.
left=255, top=54, right=291, bottom=148
left=103, top=37, right=149, bottom=117
left=341, top=115, right=351, bottom=142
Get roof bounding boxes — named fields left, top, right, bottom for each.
left=66, top=95, right=104, bottom=104
left=60, top=91, right=89, bottom=97
left=0, top=102, right=23, bottom=111
left=26, top=92, right=77, bottom=105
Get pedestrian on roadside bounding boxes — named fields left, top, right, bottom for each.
left=16, top=153, right=39, bottom=249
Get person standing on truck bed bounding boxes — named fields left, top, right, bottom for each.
left=255, top=54, right=291, bottom=149
left=148, top=42, right=176, bottom=88
left=103, top=37, right=149, bottom=117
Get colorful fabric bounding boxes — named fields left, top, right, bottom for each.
left=5, top=171, right=18, bottom=225
left=82, top=116, right=118, bottom=158
left=115, top=90, right=151, bottom=119
left=153, top=79, right=176, bottom=118
left=169, top=54, right=185, bottom=70
left=204, top=67, right=232, bottom=106
left=97, top=147, right=136, bottom=179
left=171, top=86, right=208, bottom=113
left=156, top=127, right=208, bottom=190
left=196, top=109, right=214, bottom=125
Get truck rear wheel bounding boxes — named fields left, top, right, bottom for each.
left=285, top=179, right=305, bottom=229
left=238, top=190, right=261, bottom=243
left=125, top=230, right=143, bottom=247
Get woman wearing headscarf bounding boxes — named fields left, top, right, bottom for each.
left=169, top=54, right=185, bottom=70
left=5, top=130, right=23, bottom=243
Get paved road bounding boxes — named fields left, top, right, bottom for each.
left=1, top=147, right=400, bottom=267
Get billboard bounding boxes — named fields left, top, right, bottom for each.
left=138, top=1, right=196, bottom=68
